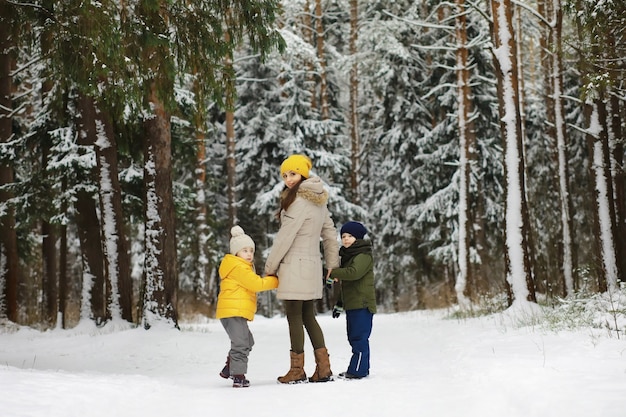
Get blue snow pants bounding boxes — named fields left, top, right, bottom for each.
left=345, top=308, right=373, bottom=377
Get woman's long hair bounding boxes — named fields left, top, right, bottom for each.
left=275, top=178, right=304, bottom=220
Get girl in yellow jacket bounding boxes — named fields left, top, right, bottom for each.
left=217, top=226, right=278, bottom=388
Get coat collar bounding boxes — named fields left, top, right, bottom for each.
left=281, top=177, right=329, bottom=206
left=299, top=177, right=328, bottom=206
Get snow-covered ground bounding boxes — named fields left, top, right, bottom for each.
left=1, top=305, right=625, bottom=417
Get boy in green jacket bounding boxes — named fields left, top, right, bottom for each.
left=327, top=221, right=376, bottom=379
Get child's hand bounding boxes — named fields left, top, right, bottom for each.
left=332, top=304, right=343, bottom=318
left=323, top=268, right=334, bottom=288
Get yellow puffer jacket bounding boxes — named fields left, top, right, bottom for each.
left=216, top=254, right=279, bottom=321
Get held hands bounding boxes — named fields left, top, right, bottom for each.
left=324, top=268, right=335, bottom=289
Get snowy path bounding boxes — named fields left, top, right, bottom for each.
left=1, top=310, right=625, bottom=417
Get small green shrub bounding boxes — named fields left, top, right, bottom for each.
left=543, top=284, right=626, bottom=338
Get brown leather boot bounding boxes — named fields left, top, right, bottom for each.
left=309, top=347, right=333, bottom=382
left=277, top=351, right=307, bottom=384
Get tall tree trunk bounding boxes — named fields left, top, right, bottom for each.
left=142, top=86, right=179, bottom=328
left=40, top=0, right=58, bottom=328
left=192, top=74, right=209, bottom=298
left=0, top=3, right=19, bottom=322
left=608, top=92, right=625, bottom=284
left=314, top=0, right=329, bottom=120
left=490, top=0, right=536, bottom=304
left=536, top=0, right=556, bottom=297
left=224, top=18, right=236, bottom=228
left=551, top=0, right=574, bottom=296
left=138, top=0, right=179, bottom=329
left=226, top=107, right=236, bottom=227
left=604, top=30, right=626, bottom=284
left=59, top=178, right=68, bottom=328
left=41, top=201, right=58, bottom=327
left=515, top=1, right=540, bottom=300
left=587, top=97, right=619, bottom=293
left=94, top=103, right=133, bottom=322
left=454, top=0, right=476, bottom=306
left=349, top=0, right=360, bottom=205
left=571, top=0, right=619, bottom=291
left=75, top=96, right=107, bottom=324
left=75, top=189, right=106, bottom=322
left=302, top=0, right=317, bottom=110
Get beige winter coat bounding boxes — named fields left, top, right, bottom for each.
left=264, top=177, right=340, bottom=300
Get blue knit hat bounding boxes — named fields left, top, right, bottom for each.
left=340, top=221, right=368, bottom=239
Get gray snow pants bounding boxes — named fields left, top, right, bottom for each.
left=220, top=317, right=254, bottom=375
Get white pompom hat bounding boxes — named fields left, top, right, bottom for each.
left=229, top=225, right=255, bottom=255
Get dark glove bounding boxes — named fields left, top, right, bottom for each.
left=323, top=268, right=333, bottom=289
left=325, top=276, right=335, bottom=288
left=332, top=304, right=344, bottom=318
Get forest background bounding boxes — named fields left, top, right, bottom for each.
left=0, top=0, right=624, bottom=330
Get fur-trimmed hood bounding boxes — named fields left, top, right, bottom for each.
left=280, top=176, right=329, bottom=206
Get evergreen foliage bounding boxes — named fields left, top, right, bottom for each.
left=0, top=0, right=624, bottom=326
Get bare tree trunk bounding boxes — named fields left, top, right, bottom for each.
left=226, top=107, right=236, bottom=227
left=94, top=104, right=133, bottom=322
left=608, top=92, right=626, bottom=284
left=0, top=6, right=19, bottom=322
left=349, top=0, right=360, bottom=205
left=40, top=0, right=58, bottom=328
left=41, top=201, right=58, bottom=327
left=535, top=0, right=556, bottom=297
left=302, top=0, right=317, bottom=110
left=314, top=0, right=329, bottom=120
left=490, top=0, right=536, bottom=303
left=192, top=75, right=209, bottom=298
left=59, top=178, right=68, bottom=328
left=75, top=96, right=107, bottom=324
left=454, top=0, right=476, bottom=306
left=142, top=86, right=179, bottom=328
left=75, top=190, right=107, bottom=322
left=224, top=21, right=237, bottom=228
left=138, top=0, right=179, bottom=329
left=604, top=30, right=626, bottom=284
left=515, top=1, right=540, bottom=300
left=588, top=97, right=619, bottom=292
left=571, top=0, right=619, bottom=291
left=551, top=0, right=574, bottom=296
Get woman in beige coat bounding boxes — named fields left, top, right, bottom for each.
left=265, top=154, right=340, bottom=384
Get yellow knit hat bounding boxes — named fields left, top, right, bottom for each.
left=280, top=154, right=312, bottom=178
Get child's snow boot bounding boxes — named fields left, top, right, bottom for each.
left=277, top=351, right=307, bottom=384
left=309, top=347, right=333, bottom=382
left=338, top=371, right=364, bottom=380
left=232, top=374, right=250, bottom=388
left=219, top=356, right=230, bottom=379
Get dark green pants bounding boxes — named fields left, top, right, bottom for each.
left=284, top=300, right=326, bottom=353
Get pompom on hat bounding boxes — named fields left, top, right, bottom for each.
left=340, top=221, right=368, bottom=240
left=280, top=154, right=312, bottom=178
left=229, top=225, right=255, bottom=255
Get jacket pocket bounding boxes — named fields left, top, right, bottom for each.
left=298, top=256, right=320, bottom=281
